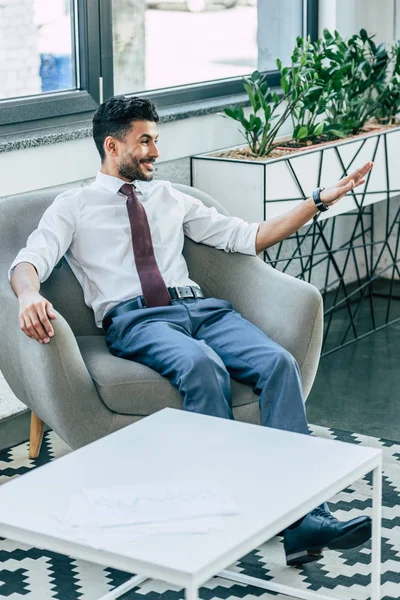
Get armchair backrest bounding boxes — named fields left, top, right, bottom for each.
left=0, top=182, right=230, bottom=336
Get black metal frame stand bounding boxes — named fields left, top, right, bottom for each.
left=264, top=137, right=400, bottom=356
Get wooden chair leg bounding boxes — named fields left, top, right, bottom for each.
left=29, top=412, right=45, bottom=459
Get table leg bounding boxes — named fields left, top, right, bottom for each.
left=371, top=463, right=382, bottom=600
left=185, top=584, right=199, bottom=600
left=219, top=463, right=384, bottom=600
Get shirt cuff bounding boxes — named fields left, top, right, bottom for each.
left=227, top=222, right=259, bottom=256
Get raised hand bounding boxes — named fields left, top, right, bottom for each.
left=320, top=162, right=374, bottom=206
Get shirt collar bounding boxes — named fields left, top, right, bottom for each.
left=95, top=171, right=144, bottom=195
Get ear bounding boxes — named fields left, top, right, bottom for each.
left=104, top=135, right=119, bottom=157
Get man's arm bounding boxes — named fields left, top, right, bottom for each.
left=11, top=262, right=56, bottom=344
left=9, top=191, right=77, bottom=344
left=255, top=162, right=373, bottom=254
left=179, top=187, right=259, bottom=255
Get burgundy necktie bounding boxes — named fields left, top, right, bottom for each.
left=119, top=183, right=171, bottom=307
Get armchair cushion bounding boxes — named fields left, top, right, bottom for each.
left=77, top=335, right=258, bottom=415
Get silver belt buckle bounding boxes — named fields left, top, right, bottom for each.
left=173, top=286, right=183, bottom=299
left=175, top=286, right=194, bottom=299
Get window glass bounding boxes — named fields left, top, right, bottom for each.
left=112, top=0, right=258, bottom=96
left=0, top=0, right=77, bottom=101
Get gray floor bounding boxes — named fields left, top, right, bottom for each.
left=307, top=317, right=400, bottom=441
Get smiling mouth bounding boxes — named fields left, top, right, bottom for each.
left=141, top=160, right=155, bottom=171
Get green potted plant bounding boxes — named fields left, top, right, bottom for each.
left=191, top=29, right=400, bottom=225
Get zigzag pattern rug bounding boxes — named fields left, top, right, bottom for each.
left=0, top=425, right=399, bottom=600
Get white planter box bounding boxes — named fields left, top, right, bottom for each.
left=191, top=126, right=400, bottom=224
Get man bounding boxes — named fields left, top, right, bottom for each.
left=10, top=96, right=373, bottom=567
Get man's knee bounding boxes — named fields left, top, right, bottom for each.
left=262, top=346, right=300, bottom=383
left=180, top=349, right=227, bottom=382
left=177, top=347, right=232, bottom=418
left=277, top=347, right=299, bottom=373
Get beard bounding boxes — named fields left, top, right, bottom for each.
left=118, top=155, right=154, bottom=182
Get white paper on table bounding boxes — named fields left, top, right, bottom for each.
left=60, top=517, right=229, bottom=550
left=60, top=480, right=239, bottom=529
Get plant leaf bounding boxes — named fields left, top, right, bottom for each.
left=295, top=125, right=309, bottom=139
left=313, top=121, right=325, bottom=136
left=223, top=108, right=240, bottom=120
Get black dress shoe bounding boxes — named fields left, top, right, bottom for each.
left=284, top=505, right=372, bottom=567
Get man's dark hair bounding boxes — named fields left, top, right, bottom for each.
left=92, top=96, right=159, bottom=161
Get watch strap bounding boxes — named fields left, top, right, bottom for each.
left=312, top=187, right=329, bottom=212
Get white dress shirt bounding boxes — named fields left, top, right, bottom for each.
left=10, top=171, right=259, bottom=327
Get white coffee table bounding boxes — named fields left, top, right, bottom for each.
left=0, top=409, right=382, bottom=600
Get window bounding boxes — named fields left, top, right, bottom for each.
left=0, top=0, right=102, bottom=126
left=112, top=0, right=318, bottom=105
left=0, top=0, right=77, bottom=102
left=112, top=0, right=258, bottom=95
left=0, top=0, right=318, bottom=126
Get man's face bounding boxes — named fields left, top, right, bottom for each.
left=113, top=120, right=159, bottom=182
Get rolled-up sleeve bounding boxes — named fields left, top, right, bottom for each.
left=178, top=189, right=259, bottom=255
left=8, top=192, right=77, bottom=283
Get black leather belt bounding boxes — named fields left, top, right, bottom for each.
left=102, top=286, right=205, bottom=332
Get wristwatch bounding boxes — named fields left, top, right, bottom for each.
left=312, top=187, right=329, bottom=212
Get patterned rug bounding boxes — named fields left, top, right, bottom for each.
left=0, top=425, right=399, bottom=600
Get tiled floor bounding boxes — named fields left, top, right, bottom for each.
left=2, top=425, right=399, bottom=600
left=307, top=310, right=400, bottom=441
left=1, top=299, right=399, bottom=599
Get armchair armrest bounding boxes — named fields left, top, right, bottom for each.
left=184, top=240, right=323, bottom=398
left=0, top=279, right=116, bottom=449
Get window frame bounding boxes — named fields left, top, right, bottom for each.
left=0, top=0, right=318, bottom=127
left=0, top=0, right=103, bottom=127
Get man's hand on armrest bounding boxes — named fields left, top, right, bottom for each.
left=11, top=262, right=56, bottom=344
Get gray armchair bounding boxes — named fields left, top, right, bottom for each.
left=0, top=183, right=323, bottom=456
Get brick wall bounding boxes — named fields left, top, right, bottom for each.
left=0, top=0, right=41, bottom=100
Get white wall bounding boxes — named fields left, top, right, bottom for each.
left=319, top=0, right=398, bottom=43
left=0, top=111, right=252, bottom=198
left=1, top=100, right=298, bottom=198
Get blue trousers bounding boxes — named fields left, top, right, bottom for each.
left=105, top=297, right=309, bottom=435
